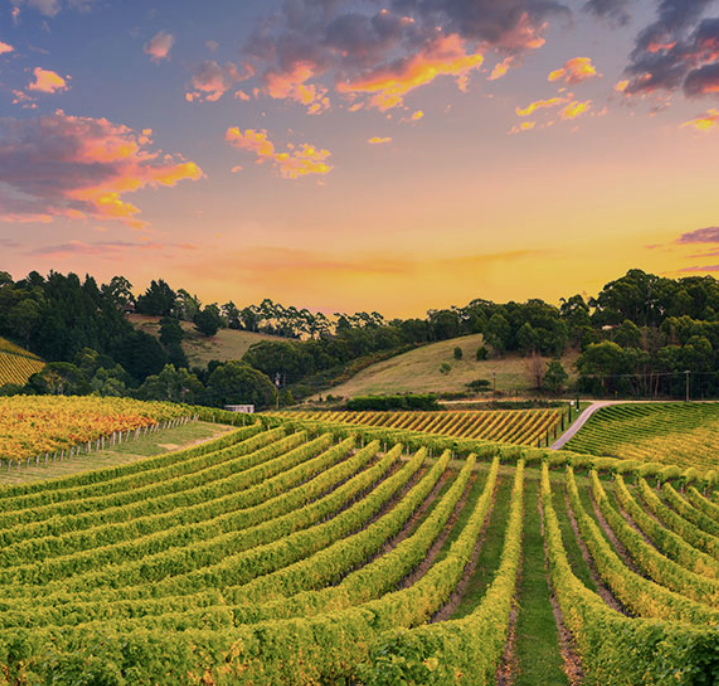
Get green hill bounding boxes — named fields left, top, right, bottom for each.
left=128, top=314, right=284, bottom=368
left=319, top=333, right=579, bottom=399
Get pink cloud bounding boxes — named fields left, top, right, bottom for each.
left=0, top=111, right=203, bottom=228
left=10, top=0, right=98, bottom=17
left=27, top=240, right=197, bottom=259
left=263, top=63, right=330, bottom=114
left=144, top=30, right=175, bottom=63
left=0, top=41, right=14, bottom=55
left=185, top=60, right=254, bottom=103
left=11, top=89, right=37, bottom=109
left=677, top=226, right=719, bottom=244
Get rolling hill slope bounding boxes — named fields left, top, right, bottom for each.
left=128, top=314, right=284, bottom=367
left=319, top=333, right=579, bottom=398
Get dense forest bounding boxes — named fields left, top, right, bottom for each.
left=1, top=268, right=719, bottom=405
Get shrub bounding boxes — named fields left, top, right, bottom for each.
left=476, top=346, right=488, bottom=361
left=466, top=379, right=491, bottom=392
left=453, top=346, right=463, bottom=360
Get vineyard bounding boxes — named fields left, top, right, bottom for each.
left=0, top=396, right=192, bottom=464
left=277, top=408, right=565, bottom=446
left=563, top=402, right=719, bottom=469
left=0, top=411, right=716, bottom=684
left=0, top=337, right=44, bottom=387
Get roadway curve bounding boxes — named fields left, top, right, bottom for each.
left=550, top=401, right=618, bottom=450
left=549, top=399, right=713, bottom=450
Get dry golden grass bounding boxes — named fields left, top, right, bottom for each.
left=128, top=314, right=284, bottom=367
left=319, top=334, right=579, bottom=398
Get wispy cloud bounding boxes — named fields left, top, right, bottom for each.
left=677, top=226, right=719, bottom=244
left=10, top=0, right=98, bottom=18
left=27, top=240, right=197, bottom=259
left=225, top=128, right=333, bottom=179
left=560, top=100, right=592, bottom=119
left=548, top=57, right=600, bottom=84
left=682, top=108, right=719, bottom=130
left=516, top=96, right=567, bottom=116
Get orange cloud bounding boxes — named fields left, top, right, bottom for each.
left=509, top=121, right=536, bottom=134
left=27, top=67, right=69, bottom=94
left=144, top=30, right=175, bottom=63
left=682, top=109, right=719, bottom=131
left=368, top=137, right=392, bottom=145
left=225, top=128, right=333, bottom=180
left=647, top=41, right=677, bottom=53
left=548, top=57, right=599, bottom=84
left=411, top=110, right=424, bottom=121
left=336, top=34, right=484, bottom=111
left=516, top=97, right=566, bottom=116
left=0, top=41, right=14, bottom=55
left=0, top=111, right=203, bottom=228
left=614, top=79, right=629, bottom=92
left=488, top=57, right=514, bottom=81
left=560, top=100, right=592, bottom=120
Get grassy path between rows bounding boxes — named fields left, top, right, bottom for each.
left=514, top=479, right=569, bottom=686
left=0, top=420, right=233, bottom=486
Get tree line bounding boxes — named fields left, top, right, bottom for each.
left=2, top=267, right=719, bottom=404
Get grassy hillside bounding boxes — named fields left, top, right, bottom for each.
left=128, top=314, right=284, bottom=367
left=564, top=402, right=719, bottom=470
left=319, top=333, right=579, bottom=398
left=0, top=336, right=44, bottom=387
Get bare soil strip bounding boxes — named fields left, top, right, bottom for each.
left=400, top=472, right=478, bottom=592
left=564, top=489, right=628, bottom=614
left=589, top=490, right=641, bottom=575
left=377, top=470, right=453, bottom=560
left=495, top=555, right=521, bottom=686
left=428, top=477, right=499, bottom=622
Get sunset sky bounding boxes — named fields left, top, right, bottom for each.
left=1, top=0, right=719, bottom=317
